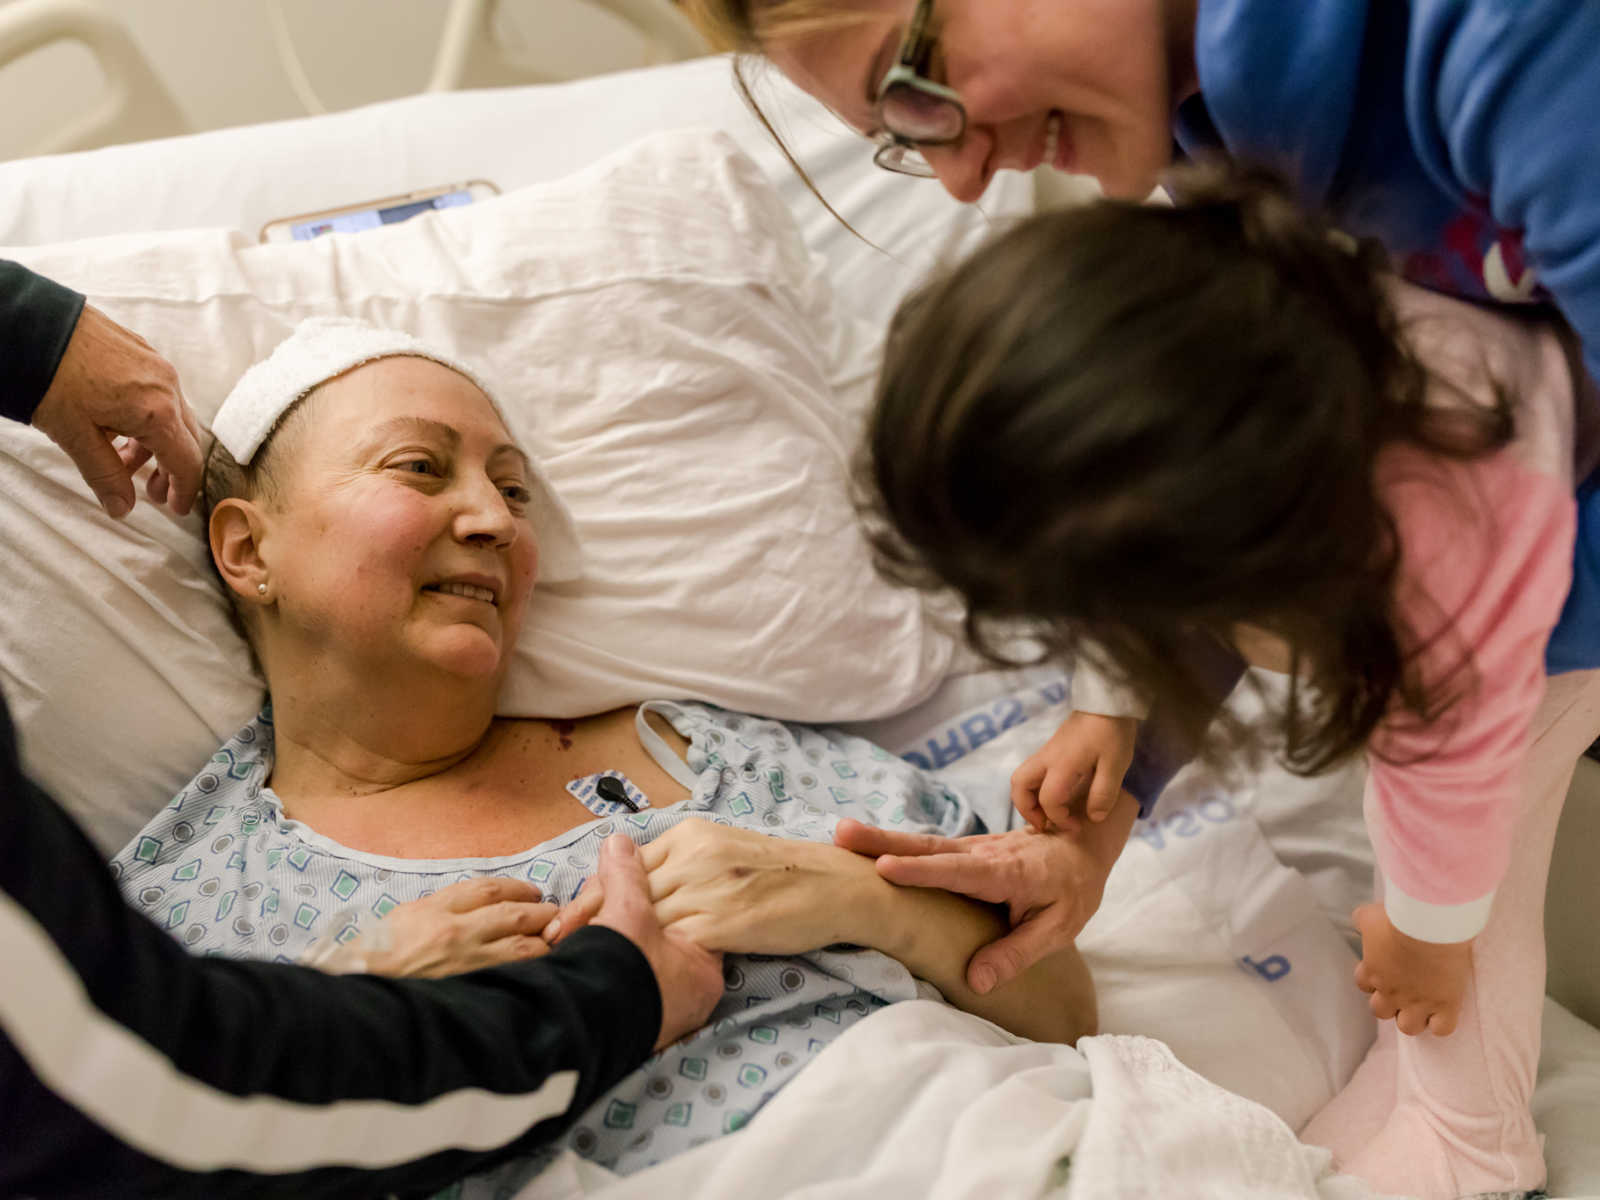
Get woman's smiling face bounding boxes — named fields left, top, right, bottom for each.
left=256, top=356, right=540, bottom=685
left=764, top=0, right=1198, bottom=202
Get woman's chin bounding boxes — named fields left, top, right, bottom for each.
left=420, top=627, right=512, bottom=682
left=1098, top=160, right=1163, bottom=201
left=1086, top=131, right=1170, bottom=201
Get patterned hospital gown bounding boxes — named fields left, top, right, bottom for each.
left=111, top=701, right=983, bottom=1193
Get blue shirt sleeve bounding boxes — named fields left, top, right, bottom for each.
left=1409, top=0, right=1600, bottom=386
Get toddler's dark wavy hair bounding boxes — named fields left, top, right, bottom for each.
left=859, top=164, right=1514, bottom=774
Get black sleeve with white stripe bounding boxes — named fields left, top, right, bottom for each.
left=0, top=696, right=661, bottom=1200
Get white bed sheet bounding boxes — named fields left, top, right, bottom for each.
left=518, top=1002, right=1390, bottom=1200
left=516, top=991, right=1600, bottom=1200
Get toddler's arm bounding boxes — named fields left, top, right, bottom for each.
left=1361, top=450, right=1573, bottom=1032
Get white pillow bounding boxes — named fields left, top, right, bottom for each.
left=0, top=130, right=956, bottom=854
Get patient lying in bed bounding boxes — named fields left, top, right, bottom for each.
left=109, top=318, right=1094, bottom=1191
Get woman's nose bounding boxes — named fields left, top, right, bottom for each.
left=923, top=133, right=992, bottom=204
left=453, top=477, right=518, bottom=547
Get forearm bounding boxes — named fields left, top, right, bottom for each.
left=815, top=843, right=1091, bottom=1043
left=869, top=877, right=1097, bottom=1044
left=840, top=798, right=1135, bottom=1043
left=1078, top=788, right=1139, bottom=878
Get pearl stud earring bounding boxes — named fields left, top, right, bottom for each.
left=257, top=583, right=268, bottom=596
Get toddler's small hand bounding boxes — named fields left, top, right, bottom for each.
left=1011, top=711, right=1139, bottom=831
left=1352, top=903, right=1472, bottom=1036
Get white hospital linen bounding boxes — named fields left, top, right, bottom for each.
left=520, top=1001, right=1393, bottom=1200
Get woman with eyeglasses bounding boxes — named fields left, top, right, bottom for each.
left=680, top=2, right=1600, bottom=1198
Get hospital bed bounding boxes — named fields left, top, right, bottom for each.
left=0, top=16, right=1596, bottom=1199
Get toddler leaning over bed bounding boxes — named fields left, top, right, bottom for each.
left=850, top=166, right=1588, bottom=1200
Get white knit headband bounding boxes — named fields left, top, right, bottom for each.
left=211, top=316, right=583, bottom=582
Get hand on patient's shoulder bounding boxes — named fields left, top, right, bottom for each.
left=318, top=877, right=558, bottom=978
left=1352, top=903, right=1472, bottom=1037
left=31, top=305, right=203, bottom=519
left=1012, top=710, right=1139, bottom=832
left=835, top=817, right=1125, bottom=995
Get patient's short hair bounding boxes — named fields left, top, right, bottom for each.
left=201, top=387, right=320, bottom=524
left=201, top=388, right=322, bottom=647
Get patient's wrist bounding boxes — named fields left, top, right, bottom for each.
left=877, top=875, right=1004, bottom=973
left=830, top=845, right=914, bottom=949
left=1079, top=791, right=1138, bottom=869
left=824, top=831, right=1005, bottom=969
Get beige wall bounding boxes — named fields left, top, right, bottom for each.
left=1549, top=756, right=1600, bottom=1028
left=0, top=0, right=662, bottom=160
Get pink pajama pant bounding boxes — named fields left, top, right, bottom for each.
left=1300, top=669, right=1600, bottom=1200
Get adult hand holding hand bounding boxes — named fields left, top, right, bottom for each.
left=834, top=812, right=1129, bottom=994
left=635, top=819, right=868, bottom=954
left=589, top=833, right=724, bottom=1051
left=549, top=820, right=871, bottom=956
left=31, top=305, right=203, bottom=518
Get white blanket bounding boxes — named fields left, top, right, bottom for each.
left=515, top=1001, right=1392, bottom=1200
left=912, top=685, right=1377, bottom=1133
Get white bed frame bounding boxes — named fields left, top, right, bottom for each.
left=427, top=0, right=707, bottom=92
left=0, top=0, right=187, bottom=156
left=0, top=0, right=710, bottom=157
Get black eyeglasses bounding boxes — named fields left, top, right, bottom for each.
left=872, top=0, right=966, bottom=177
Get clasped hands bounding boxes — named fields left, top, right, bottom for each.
left=337, top=711, right=1476, bottom=1045
left=545, top=805, right=1123, bottom=998
left=547, top=820, right=881, bottom=956
left=537, top=711, right=1143, bottom=997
